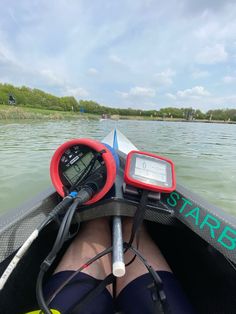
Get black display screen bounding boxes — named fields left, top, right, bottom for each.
left=63, top=152, right=100, bottom=185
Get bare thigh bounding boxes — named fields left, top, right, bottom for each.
left=116, top=218, right=172, bottom=295
left=54, top=218, right=112, bottom=281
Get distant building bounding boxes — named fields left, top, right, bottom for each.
left=8, top=94, right=16, bottom=105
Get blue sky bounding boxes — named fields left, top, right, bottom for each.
left=1, top=0, right=236, bottom=111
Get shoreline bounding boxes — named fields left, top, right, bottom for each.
left=0, top=105, right=99, bottom=120
left=0, top=105, right=235, bottom=124
left=119, top=117, right=236, bottom=124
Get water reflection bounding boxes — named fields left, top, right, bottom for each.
left=0, top=119, right=235, bottom=215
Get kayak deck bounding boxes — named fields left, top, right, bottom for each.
left=0, top=129, right=236, bottom=313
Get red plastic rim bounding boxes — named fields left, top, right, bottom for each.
left=124, top=150, right=176, bottom=193
left=50, top=138, right=116, bottom=205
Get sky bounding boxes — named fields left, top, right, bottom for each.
left=1, top=0, right=236, bottom=111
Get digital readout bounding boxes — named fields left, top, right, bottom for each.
left=134, top=156, right=167, bottom=183
left=63, top=152, right=94, bottom=184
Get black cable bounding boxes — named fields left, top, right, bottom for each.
left=68, top=273, right=115, bottom=314
left=126, top=190, right=149, bottom=248
left=36, top=187, right=93, bottom=314
left=41, top=190, right=150, bottom=311
left=125, top=243, right=169, bottom=314
left=125, top=235, right=140, bottom=267
left=71, top=150, right=104, bottom=191
left=35, top=196, right=74, bottom=233
left=36, top=200, right=82, bottom=314
left=36, top=270, right=51, bottom=314
left=47, top=246, right=113, bottom=304
left=47, top=242, right=169, bottom=314
left=47, top=196, right=75, bottom=222
left=44, top=205, right=77, bottom=266
left=44, top=188, right=93, bottom=267
left=124, top=190, right=149, bottom=267
left=37, top=206, right=79, bottom=314
left=0, top=195, right=76, bottom=292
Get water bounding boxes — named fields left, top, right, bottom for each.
left=0, top=119, right=235, bottom=216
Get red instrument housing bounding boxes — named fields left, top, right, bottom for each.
left=50, top=138, right=116, bottom=205
left=124, top=150, right=176, bottom=193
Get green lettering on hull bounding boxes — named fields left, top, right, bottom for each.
left=200, top=214, right=221, bottom=239
left=166, top=192, right=236, bottom=253
left=218, top=226, right=236, bottom=250
left=184, top=207, right=200, bottom=226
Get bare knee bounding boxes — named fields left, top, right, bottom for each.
left=116, top=218, right=171, bottom=295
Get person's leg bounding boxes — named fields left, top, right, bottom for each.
left=116, top=217, right=195, bottom=314
left=54, top=217, right=112, bottom=280
left=43, top=218, right=114, bottom=314
left=116, top=217, right=171, bottom=295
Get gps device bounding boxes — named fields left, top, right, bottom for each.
left=50, top=138, right=117, bottom=204
left=124, top=150, right=176, bottom=193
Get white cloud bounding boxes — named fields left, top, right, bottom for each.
left=167, top=86, right=210, bottom=101
left=165, top=92, right=236, bottom=110
left=177, top=86, right=210, bottom=98
left=195, top=22, right=218, bottom=40
left=196, top=44, right=228, bottom=64
left=194, top=16, right=236, bottom=43
left=223, top=75, right=236, bottom=83
left=183, top=0, right=235, bottom=15
left=88, top=67, right=98, bottom=75
left=154, top=68, right=175, bottom=85
left=120, top=86, right=156, bottom=98
left=220, top=94, right=236, bottom=104
left=0, top=50, right=9, bottom=65
left=192, top=70, right=210, bottom=79
left=40, top=69, right=65, bottom=87
left=166, top=93, right=176, bottom=100
left=196, top=94, right=236, bottom=109
left=1, top=1, right=236, bottom=110
left=0, top=42, right=21, bottom=68
left=109, top=54, right=125, bottom=65
left=65, top=87, right=89, bottom=98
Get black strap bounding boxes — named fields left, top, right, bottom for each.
left=125, top=244, right=171, bottom=314
left=148, top=267, right=171, bottom=314
left=125, top=190, right=149, bottom=269
left=126, top=189, right=149, bottom=248
left=66, top=273, right=115, bottom=314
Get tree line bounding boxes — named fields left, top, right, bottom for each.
left=0, top=83, right=235, bottom=121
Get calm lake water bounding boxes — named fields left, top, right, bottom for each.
left=0, top=119, right=235, bottom=216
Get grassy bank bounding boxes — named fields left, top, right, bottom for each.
left=0, top=105, right=99, bottom=120
left=0, top=106, right=178, bottom=121
left=1, top=105, right=235, bottom=124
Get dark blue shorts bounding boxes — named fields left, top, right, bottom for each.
left=44, top=271, right=195, bottom=314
